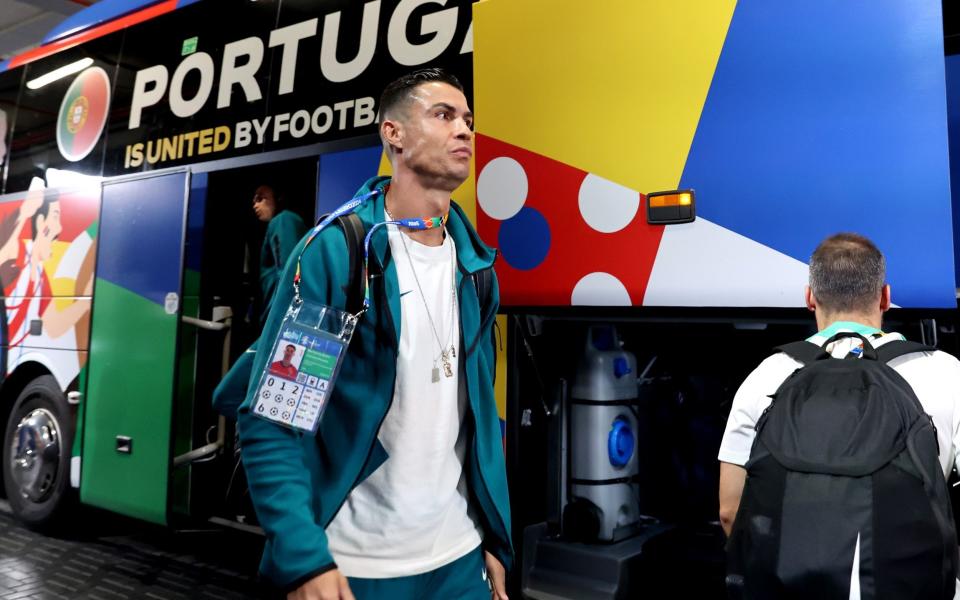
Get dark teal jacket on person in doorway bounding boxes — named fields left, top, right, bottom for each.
left=236, top=176, right=513, bottom=591
left=259, top=209, right=307, bottom=323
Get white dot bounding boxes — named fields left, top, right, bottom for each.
left=571, top=272, right=632, bottom=306
left=578, top=174, right=640, bottom=233
left=477, top=156, right=528, bottom=221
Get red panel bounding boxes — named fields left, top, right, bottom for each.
left=476, top=135, right=665, bottom=306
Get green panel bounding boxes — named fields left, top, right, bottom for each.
left=182, top=268, right=201, bottom=297
left=80, top=280, right=178, bottom=524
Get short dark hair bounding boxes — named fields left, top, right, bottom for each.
left=257, top=183, right=285, bottom=211
left=32, top=190, right=59, bottom=241
left=285, top=344, right=296, bottom=351
left=809, top=232, right=886, bottom=314
left=379, top=68, right=464, bottom=121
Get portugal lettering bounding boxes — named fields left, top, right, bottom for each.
left=127, top=0, right=471, bottom=129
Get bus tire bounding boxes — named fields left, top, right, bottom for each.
left=2, top=375, right=74, bottom=530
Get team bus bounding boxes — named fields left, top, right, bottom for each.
left=0, top=0, right=476, bottom=529
left=1, top=0, right=959, bottom=597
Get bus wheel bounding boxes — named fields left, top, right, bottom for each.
left=2, top=375, right=74, bottom=529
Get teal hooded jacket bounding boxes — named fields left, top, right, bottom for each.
left=236, top=176, right=513, bottom=590
left=259, top=209, right=308, bottom=324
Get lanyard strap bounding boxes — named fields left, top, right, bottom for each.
left=293, top=189, right=379, bottom=297
left=360, top=214, right=447, bottom=311
left=291, top=188, right=448, bottom=316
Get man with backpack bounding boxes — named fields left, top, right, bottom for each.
left=233, top=68, right=511, bottom=600
left=718, top=232, right=960, bottom=598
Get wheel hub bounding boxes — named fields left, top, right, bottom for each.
left=9, top=408, right=60, bottom=503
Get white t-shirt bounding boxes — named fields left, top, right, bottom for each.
left=719, top=324, right=960, bottom=476
left=720, top=323, right=960, bottom=599
left=325, top=224, right=482, bottom=578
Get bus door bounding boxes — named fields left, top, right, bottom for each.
left=81, top=171, right=189, bottom=525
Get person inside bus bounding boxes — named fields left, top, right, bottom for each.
left=253, top=182, right=307, bottom=324
left=236, top=68, right=511, bottom=600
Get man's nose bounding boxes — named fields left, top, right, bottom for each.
left=455, top=118, right=473, bottom=140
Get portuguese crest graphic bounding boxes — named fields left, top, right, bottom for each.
left=56, top=66, right=111, bottom=162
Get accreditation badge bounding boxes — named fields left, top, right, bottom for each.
left=251, top=299, right=358, bottom=434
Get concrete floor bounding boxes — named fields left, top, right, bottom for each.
left=0, top=502, right=274, bottom=599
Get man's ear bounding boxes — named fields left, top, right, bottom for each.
left=381, top=117, right=402, bottom=153
left=804, top=286, right=817, bottom=312
left=879, top=284, right=892, bottom=312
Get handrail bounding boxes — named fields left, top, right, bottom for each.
left=181, top=315, right=230, bottom=331
left=173, top=306, right=233, bottom=468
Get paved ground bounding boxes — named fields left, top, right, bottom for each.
left=0, top=502, right=276, bottom=600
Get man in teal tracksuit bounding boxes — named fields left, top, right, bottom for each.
left=237, top=69, right=512, bottom=600
left=252, top=184, right=308, bottom=325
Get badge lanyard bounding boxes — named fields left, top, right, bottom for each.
left=252, top=187, right=447, bottom=434
left=294, top=189, right=447, bottom=310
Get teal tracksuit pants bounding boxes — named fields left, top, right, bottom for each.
left=347, top=547, right=491, bottom=600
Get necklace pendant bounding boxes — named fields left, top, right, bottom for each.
left=441, top=351, right=454, bottom=378
left=431, top=366, right=440, bottom=383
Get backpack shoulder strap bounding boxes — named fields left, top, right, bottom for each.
left=875, top=339, right=936, bottom=364
left=774, top=340, right=830, bottom=365
left=335, top=212, right=366, bottom=314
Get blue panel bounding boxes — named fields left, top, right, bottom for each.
left=680, top=0, right=955, bottom=308
left=98, top=173, right=187, bottom=305
left=185, top=172, right=207, bottom=273
left=945, top=54, right=960, bottom=287
left=316, top=146, right=383, bottom=218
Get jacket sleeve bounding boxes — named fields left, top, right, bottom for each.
left=212, top=341, right=257, bottom=420
left=237, top=230, right=342, bottom=590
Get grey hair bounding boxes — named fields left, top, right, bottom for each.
left=809, top=232, right=885, bottom=314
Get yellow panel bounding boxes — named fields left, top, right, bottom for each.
left=377, top=149, right=393, bottom=178
left=473, top=0, right=736, bottom=192
left=495, top=314, right=507, bottom=420
left=45, top=241, right=70, bottom=295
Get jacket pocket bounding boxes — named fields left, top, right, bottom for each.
left=354, top=438, right=389, bottom=488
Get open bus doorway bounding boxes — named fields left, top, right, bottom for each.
left=176, top=156, right=317, bottom=523
left=204, top=157, right=317, bottom=356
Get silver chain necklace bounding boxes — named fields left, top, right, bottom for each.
left=390, top=211, right=458, bottom=382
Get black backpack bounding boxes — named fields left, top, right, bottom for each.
left=726, top=332, right=959, bottom=600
